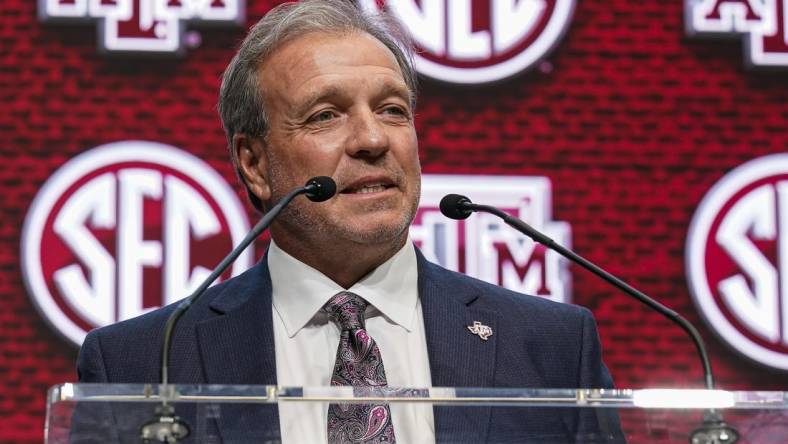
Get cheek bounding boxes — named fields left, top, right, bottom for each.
left=389, top=126, right=419, bottom=154
left=262, top=149, right=301, bottom=192
left=269, top=139, right=338, bottom=179
left=292, top=134, right=346, bottom=164
left=399, top=135, right=421, bottom=171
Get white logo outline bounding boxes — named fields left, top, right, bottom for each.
left=358, top=0, right=577, bottom=84
left=686, top=152, right=788, bottom=370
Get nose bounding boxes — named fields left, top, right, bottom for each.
left=346, top=108, right=389, bottom=159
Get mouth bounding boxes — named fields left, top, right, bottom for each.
left=340, top=177, right=397, bottom=195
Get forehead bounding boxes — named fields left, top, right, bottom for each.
left=258, top=31, right=408, bottom=108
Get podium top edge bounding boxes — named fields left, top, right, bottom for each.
left=46, top=384, right=788, bottom=410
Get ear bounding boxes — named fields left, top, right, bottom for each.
left=234, top=133, right=272, bottom=202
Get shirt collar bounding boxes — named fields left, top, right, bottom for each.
left=268, top=238, right=419, bottom=338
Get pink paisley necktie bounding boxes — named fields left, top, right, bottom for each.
left=324, top=291, right=396, bottom=443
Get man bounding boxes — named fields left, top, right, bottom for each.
left=77, top=1, right=620, bottom=442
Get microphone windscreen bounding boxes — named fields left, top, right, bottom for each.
left=305, top=176, right=337, bottom=202
left=440, top=194, right=473, bottom=220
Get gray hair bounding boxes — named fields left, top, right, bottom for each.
left=218, top=0, right=417, bottom=211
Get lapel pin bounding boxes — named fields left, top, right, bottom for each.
left=467, top=321, right=493, bottom=341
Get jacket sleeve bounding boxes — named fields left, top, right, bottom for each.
left=576, top=307, right=626, bottom=443
left=71, top=330, right=120, bottom=443
left=76, top=329, right=109, bottom=383
left=578, top=307, right=614, bottom=389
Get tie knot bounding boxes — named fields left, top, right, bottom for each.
left=324, top=291, right=368, bottom=331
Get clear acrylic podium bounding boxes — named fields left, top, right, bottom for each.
left=47, top=384, right=788, bottom=443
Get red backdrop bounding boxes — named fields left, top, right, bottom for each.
left=1, top=0, right=787, bottom=441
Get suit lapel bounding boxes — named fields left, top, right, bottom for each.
left=417, top=251, right=497, bottom=443
left=196, top=259, right=277, bottom=385
left=195, top=258, right=280, bottom=441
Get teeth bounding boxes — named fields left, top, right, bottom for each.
left=352, top=184, right=387, bottom=194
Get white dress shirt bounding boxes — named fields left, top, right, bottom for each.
left=269, top=239, right=436, bottom=443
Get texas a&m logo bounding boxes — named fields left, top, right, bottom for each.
left=686, top=0, right=788, bottom=67
left=413, top=175, right=571, bottom=303
left=38, top=0, right=244, bottom=54
left=359, top=0, right=577, bottom=84
left=21, top=141, right=251, bottom=346
left=687, top=153, right=788, bottom=370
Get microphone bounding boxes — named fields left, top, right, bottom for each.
left=439, top=194, right=473, bottom=220
left=439, top=194, right=739, bottom=443
left=305, top=175, right=336, bottom=202
left=142, top=176, right=336, bottom=442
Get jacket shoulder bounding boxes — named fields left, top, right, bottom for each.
left=77, top=260, right=268, bottom=382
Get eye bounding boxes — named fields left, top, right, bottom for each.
left=382, top=105, right=408, bottom=117
left=309, top=110, right=336, bottom=123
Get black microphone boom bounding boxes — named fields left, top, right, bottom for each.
left=438, top=194, right=738, bottom=443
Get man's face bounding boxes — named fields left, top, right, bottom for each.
left=253, top=31, right=421, bottom=248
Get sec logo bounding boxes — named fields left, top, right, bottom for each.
left=358, top=0, right=576, bottom=84
left=687, top=153, right=788, bottom=370
left=21, top=141, right=251, bottom=346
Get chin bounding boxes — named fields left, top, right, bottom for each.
left=332, top=217, right=412, bottom=246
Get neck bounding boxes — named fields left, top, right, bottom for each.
left=270, top=228, right=408, bottom=289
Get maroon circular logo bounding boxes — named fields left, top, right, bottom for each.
left=687, top=153, right=788, bottom=370
left=358, top=0, right=576, bottom=84
left=21, top=141, right=251, bottom=346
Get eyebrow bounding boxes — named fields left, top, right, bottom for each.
left=291, top=85, right=346, bottom=118
left=291, top=81, right=412, bottom=118
left=375, top=82, right=412, bottom=107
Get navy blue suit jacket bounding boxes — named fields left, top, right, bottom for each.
left=77, top=249, right=620, bottom=442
